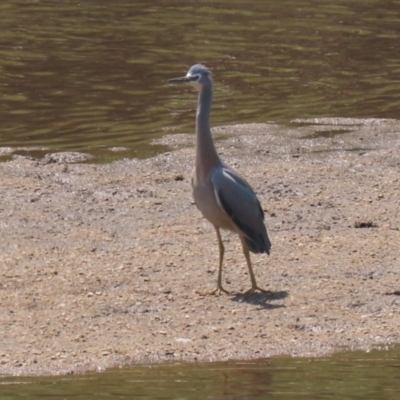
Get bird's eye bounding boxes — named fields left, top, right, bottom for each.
left=189, top=75, right=200, bottom=82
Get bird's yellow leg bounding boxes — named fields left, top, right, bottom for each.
left=203, top=227, right=230, bottom=296
left=241, top=240, right=269, bottom=295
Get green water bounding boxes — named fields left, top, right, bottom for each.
left=1, top=0, right=400, bottom=161
left=1, top=347, right=400, bottom=399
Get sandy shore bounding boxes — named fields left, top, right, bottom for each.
left=0, top=118, right=399, bottom=376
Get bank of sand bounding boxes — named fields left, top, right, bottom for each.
left=0, top=118, right=399, bottom=376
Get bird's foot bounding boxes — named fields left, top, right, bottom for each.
left=197, top=286, right=231, bottom=296
left=243, top=285, right=271, bottom=295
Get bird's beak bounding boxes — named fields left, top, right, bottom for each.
left=169, top=75, right=198, bottom=84
left=168, top=76, right=190, bottom=84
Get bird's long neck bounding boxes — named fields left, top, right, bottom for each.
left=195, top=84, right=220, bottom=181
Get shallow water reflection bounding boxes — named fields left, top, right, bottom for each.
left=1, top=0, right=400, bottom=161
left=1, top=346, right=400, bottom=399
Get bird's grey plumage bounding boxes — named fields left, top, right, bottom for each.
left=212, top=167, right=271, bottom=254
left=169, top=64, right=271, bottom=295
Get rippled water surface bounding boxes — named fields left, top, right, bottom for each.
left=1, top=0, right=400, bottom=161
left=1, top=346, right=400, bottom=399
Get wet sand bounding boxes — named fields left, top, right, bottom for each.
left=0, top=118, right=399, bottom=376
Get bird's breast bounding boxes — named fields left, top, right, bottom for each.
left=192, top=174, right=233, bottom=230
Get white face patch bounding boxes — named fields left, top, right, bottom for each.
left=186, top=73, right=201, bottom=89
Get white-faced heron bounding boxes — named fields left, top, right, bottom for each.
left=169, top=64, right=271, bottom=295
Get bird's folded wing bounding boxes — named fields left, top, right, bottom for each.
left=211, top=167, right=265, bottom=238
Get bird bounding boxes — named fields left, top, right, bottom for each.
left=169, top=64, right=271, bottom=295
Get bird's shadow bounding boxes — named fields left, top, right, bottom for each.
left=230, top=290, right=288, bottom=310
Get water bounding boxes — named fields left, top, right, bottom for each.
left=1, top=346, right=400, bottom=399
left=1, top=0, right=400, bottom=161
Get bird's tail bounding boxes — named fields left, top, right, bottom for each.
left=244, top=231, right=271, bottom=255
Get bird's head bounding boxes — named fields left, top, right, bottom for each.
left=169, top=64, right=212, bottom=90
